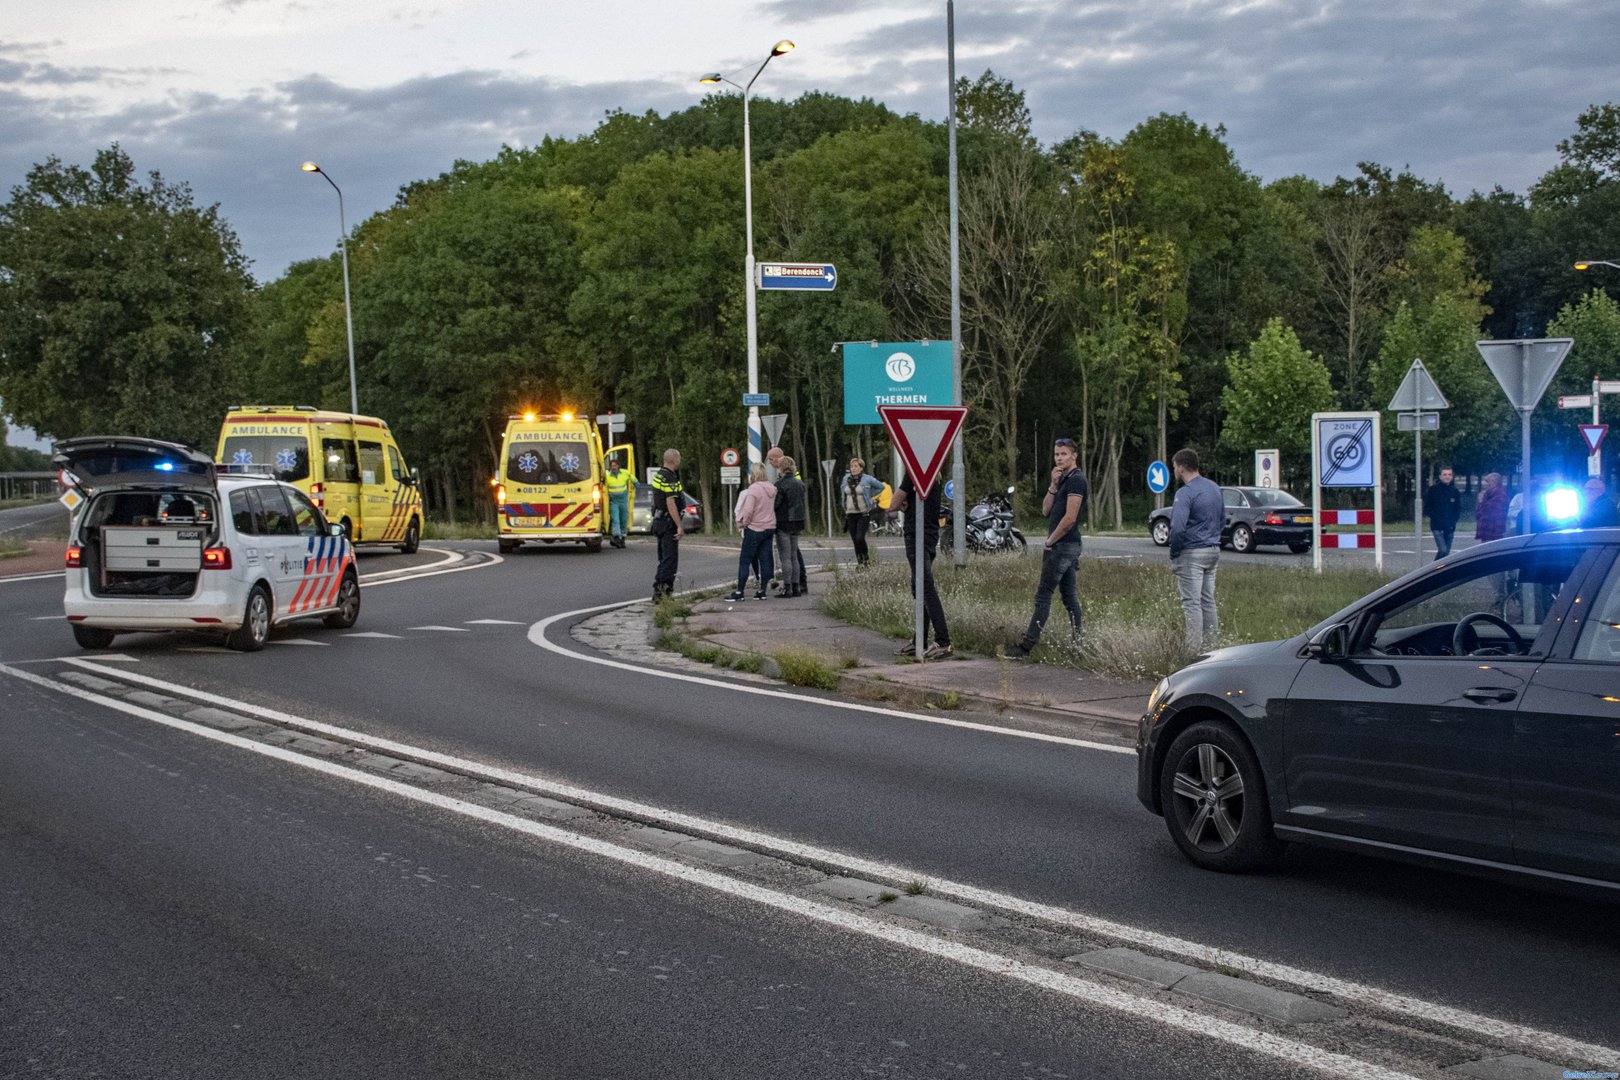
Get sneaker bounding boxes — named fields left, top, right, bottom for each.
left=894, top=641, right=917, bottom=657
left=922, top=643, right=955, bottom=661
left=724, top=590, right=745, bottom=602
left=1002, top=642, right=1033, bottom=660
left=754, top=590, right=768, bottom=600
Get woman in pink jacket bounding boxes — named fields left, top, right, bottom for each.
left=728, top=464, right=777, bottom=601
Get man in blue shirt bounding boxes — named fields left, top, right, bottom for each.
left=1168, top=447, right=1222, bottom=651
left=1005, top=437, right=1087, bottom=660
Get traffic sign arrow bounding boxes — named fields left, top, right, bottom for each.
left=879, top=405, right=967, bottom=495
left=1146, top=461, right=1169, bottom=494
left=1581, top=424, right=1609, bottom=455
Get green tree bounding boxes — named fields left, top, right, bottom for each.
left=1220, top=319, right=1337, bottom=477
left=0, top=145, right=255, bottom=446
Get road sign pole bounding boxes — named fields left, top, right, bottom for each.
left=1413, top=418, right=1423, bottom=571
left=1594, top=375, right=1603, bottom=478
left=947, top=0, right=966, bottom=569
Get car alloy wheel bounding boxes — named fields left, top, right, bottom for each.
left=1230, top=523, right=1254, bottom=553
left=324, top=570, right=361, bottom=629
left=227, top=586, right=272, bottom=652
left=1160, top=721, right=1284, bottom=871
left=1150, top=519, right=1170, bottom=546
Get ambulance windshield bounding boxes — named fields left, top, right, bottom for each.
left=507, top=440, right=590, bottom=485
left=220, top=437, right=310, bottom=482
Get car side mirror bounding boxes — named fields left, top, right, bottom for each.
left=328, top=522, right=346, bottom=538
left=1305, top=623, right=1351, bottom=661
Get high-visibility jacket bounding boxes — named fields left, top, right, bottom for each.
left=604, top=469, right=632, bottom=497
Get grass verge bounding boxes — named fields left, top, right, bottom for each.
left=824, top=555, right=1393, bottom=680
left=0, top=537, right=27, bottom=559
left=427, top=519, right=498, bottom=540
left=771, top=646, right=842, bottom=690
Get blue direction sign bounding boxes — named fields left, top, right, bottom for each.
left=1147, top=460, right=1170, bottom=494
left=742, top=393, right=770, bottom=407
left=944, top=479, right=955, bottom=502
left=758, top=262, right=837, bottom=291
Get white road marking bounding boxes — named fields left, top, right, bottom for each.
left=357, top=546, right=460, bottom=578
left=360, top=548, right=501, bottom=588
left=465, top=619, right=525, bottom=625
left=408, top=625, right=469, bottom=632
left=529, top=598, right=1135, bottom=755
left=343, top=632, right=402, bottom=639
left=32, top=615, right=60, bottom=620
left=42, top=657, right=1618, bottom=1068
left=0, top=659, right=1428, bottom=1080
left=268, top=638, right=328, bottom=647
left=0, top=571, right=64, bottom=584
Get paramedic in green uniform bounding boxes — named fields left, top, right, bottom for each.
left=604, top=457, right=632, bottom=548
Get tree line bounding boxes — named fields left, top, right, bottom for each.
left=3, top=78, right=1619, bottom=528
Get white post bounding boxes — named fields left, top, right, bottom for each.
left=742, top=89, right=762, bottom=470
left=946, top=0, right=966, bottom=567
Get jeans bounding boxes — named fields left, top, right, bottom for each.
left=846, top=511, right=871, bottom=564
left=738, top=527, right=775, bottom=592
left=1172, top=546, right=1220, bottom=650
left=779, top=526, right=805, bottom=591
left=608, top=493, right=629, bottom=538
left=1432, top=527, right=1454, bottom=560
left=1021, top=543, right=1082, bottom=647
left=904, top=539, right=949, bottom=647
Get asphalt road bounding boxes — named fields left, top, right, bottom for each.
left=4, top=537, right=1616, bottom=1078
left=0, top=500, right=67, bottom=541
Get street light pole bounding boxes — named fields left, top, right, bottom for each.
left=701, top=40, right=795, bottom=470
left=1574, top=259, right=1620, bottom=272
left=301, top=162, right=359, bottom=415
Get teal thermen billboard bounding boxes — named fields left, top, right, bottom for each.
left=842, top=341, right=956, bottom=424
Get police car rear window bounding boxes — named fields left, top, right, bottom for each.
left=508, top=441, right=589, bottom=485
left=221, top=437, right=310, bottom=482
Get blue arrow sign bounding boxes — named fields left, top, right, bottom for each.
left=1147, top=461, right=1169, bottom=494
left=758, top=262, right=837, bottom=291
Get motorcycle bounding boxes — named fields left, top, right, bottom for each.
left=943, top=486, right=1027, bottom=554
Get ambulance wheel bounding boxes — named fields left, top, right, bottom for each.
left=399, top=518, right=420, bottom=555
left=324, top=570, right=361, bottom=629
left=338, top=517, right=354, bottom=542
left=585, top=536, right=603, bottom=553
left=498, top=539, right=519, bottom=554
left=72, top=625, right=116, bottom=649
left=227, top=585, right=271, bottom=652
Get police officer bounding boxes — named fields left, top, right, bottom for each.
left=604, top=456, right=632, bottom=548
left=650, top=448, right=684, bottom=601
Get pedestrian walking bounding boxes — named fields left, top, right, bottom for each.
left=773, top=457, right=808, bottom=597
left=840, top=457, right=885, bottom=567
left=889, top=473, right=952, bottom=660
left=650, top=448, right=684, bottom=601
left=1424, top=465, right=1461, bottom=560
left=1005, top=437, right=1087, bottom=660
left=1168, top=447, right=1222, bottom=652
left=1475, top=472, right=1509, bottom=543
left=728, top=464, right=776, bottom=601
left=604, top=456, right=633, bottom=549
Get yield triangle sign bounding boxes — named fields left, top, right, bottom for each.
left=879, top=405, right=967, bottom=495
left=1386, top=357, right=1449, bottom=411
left=1476, top=338, right=1573, bottom=411
left=1581, top=424, right=1609, bottom=455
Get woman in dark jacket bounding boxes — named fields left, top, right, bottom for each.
left=1475, top=472, right=1509, bottom=543
left=773, top=457, right=808, bottom=597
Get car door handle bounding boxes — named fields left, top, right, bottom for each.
left=1462, top=687, right=1517, bottom=703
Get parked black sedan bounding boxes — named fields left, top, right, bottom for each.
left=1149, top=485, right=1313, bottom=553
left=1137, top=528, right=1620, bottom=896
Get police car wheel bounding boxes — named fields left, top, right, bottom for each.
left=324, top=570, right=361, bottom=629
left=72, top=625, right=116, bottom=650
left=227, top=586, right=271, bottom=652
left=399, top=519, right=420, bottom=555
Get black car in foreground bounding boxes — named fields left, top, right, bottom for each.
left=1149, top=486, right=1313, bottom=553
left=1137, top=528, right=1620, bottom=896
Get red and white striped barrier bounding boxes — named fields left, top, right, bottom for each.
left=1319, top=533, right=1376, bottom=548
left=1319, top=510, right=1376, bottom=525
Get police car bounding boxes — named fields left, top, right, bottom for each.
left=57, top=437, right=360, bottom=651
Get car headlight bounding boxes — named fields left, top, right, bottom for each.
left=1146, top=677, right=1170, bottom=715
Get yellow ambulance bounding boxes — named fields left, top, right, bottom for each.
left=495, top=412, right=633, bottom=554
left=217, top=406, right=423, bottom=552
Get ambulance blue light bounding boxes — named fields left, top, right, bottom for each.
left=155, top=461, right=175, bottom=472
left=1544, top=485, right=1581, bottom=524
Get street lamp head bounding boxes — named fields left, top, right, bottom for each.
left=301, top=161, right=321, bottom=173
left=771, top=39, right=795, bottom=56
left=699, top=73, right=723, bottom=85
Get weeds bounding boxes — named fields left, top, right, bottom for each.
left=0, top=537, right=27, bottom=559
left=427, top=519, right=498, bottom=540
left=877, top=891, right=899, bottom=904
left=824, top=557, right=1392, bottom=680
left=771, top=646, right=842, bottom=690
left=903, top=879, right=928, bottom=896
left=732, top=652, right=763, bottom=674
left=650, top=596, right=694, bottom=630
left=936, top=690, right=961, bottom=710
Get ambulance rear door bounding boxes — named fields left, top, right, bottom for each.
left=315, top=421, right=363, bottom=537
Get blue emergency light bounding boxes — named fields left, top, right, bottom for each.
left=155, top=461, right=175, bottom=472
left=1544, top=485, right=1581, bottom=524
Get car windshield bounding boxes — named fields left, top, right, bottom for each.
left=1241, top=488, right=1303, bottom=508
left=220, top=436, right=310, bottom=482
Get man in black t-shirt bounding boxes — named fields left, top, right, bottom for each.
left=650, top=449, right=685, bottom=601
left=890, top=473, right=951, bottom=660
left=1006, top=438, right=1087, bottom=660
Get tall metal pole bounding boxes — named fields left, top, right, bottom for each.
left=1413, top=418, right=1423, bottom=570
left=303, top=163, right=359, bottom=414
left=742, top=85, right=762, bottom=470
left=1520, top=341, right=1532, bottom=534
left=946, top=0, right=966, bottom=566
